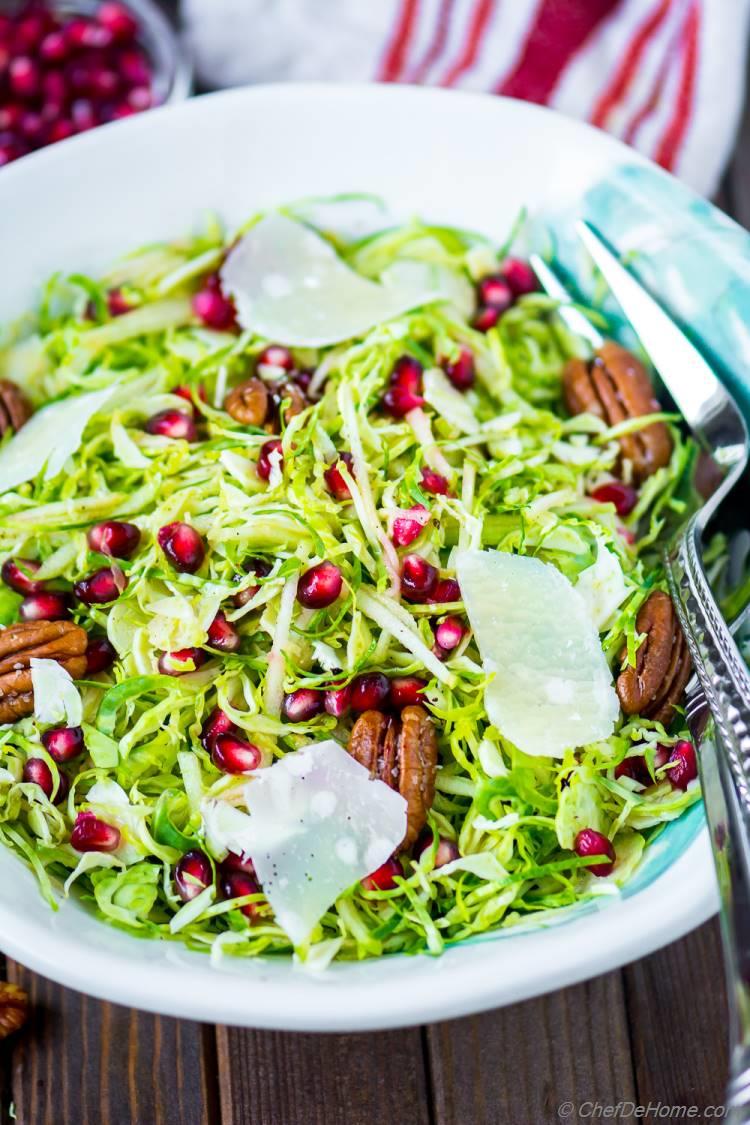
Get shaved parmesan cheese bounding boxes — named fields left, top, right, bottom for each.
left=201, top=740, right=406, bottom=946
left=220, top=213, right=451, bottom=347
left=456, top=549, right=619, bottom=757
left=30, top=658, right=82, bottom=727
left=0, top=384, right=113, bottom=494
left=575, top=539, right=629, bottom=631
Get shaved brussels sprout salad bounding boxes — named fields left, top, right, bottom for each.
left=0, top=200, right=702, bottom=965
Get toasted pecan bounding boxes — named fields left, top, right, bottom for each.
left=616, top=590, right=691, bottom=728
left=0, top=620, right=87, bottom=723
left=0, top=379, right=33, bottom=438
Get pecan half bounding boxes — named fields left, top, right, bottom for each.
left=616, top=590, right=692, bottom=727
left=0, top=379, right=33, bottom=438
left=0, top=981, right=28, bottom=1039
left=224, top=378, right=270, bottom=427
left=348, top=705, right=438, bottom=851
left=562, top=342, right=672, bottom=483
left=0, top=620, right=88, bottom=723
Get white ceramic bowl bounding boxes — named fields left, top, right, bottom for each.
left=0, top=84, right=730, bottom=1031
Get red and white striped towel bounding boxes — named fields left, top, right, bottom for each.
left=182, top=0, right=750, bottom=197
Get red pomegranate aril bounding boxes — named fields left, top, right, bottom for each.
left=13, top=12, right=50, bottom=52
left=392, top=504, right=430, bottom=548
left=145, top=408, right=198, bottom=442
left=2, top=557, right=44, bottom=595
left=361, top=857, right=402, bottom=891
left=39, top=29, right=68, bottom=62
left=401, top=555, right=438, bottom=602
left=207, top=611, right=240, bottom=653
left=591, top=481, right=638, bottom=518
left=222, top=851, right=257, bottom=877
left=41, top=68, right=66, bottom=104
left=212, top=734, right=262, bottom=775
left=71, top=812, right=121, bottom=853
left=476, top=274, right=514, bottom=311
left=53, top=769, right=70, bottom=805
left=391, top=355, right=423, bottom=392
left=233, top=558, right=271, bottom=606
left=158, top=648, right=207, bottom=676
left=502, top=257, right=538, bottom=297
left=200, top=707, right=234, bottom=750
left=390, top=676, right=426, bottom=709
left=74, top=566, right=125, bottom=605
left=574, top=828, right=616, bottom=877
left=414, top=833, right=460, bottom=868
left=383, top=355, right=425, bottom=417
left=48, top=118, right=75, bottom=143
left=42, top=725, right=84, bottom=763
left=435, top=616, right=465, bottom=652
left=324, top=452, right=355, bottom=500
left=324, top=684, right=352, bottom=718
left=473, top=305, right=502, bottom=333
left=97, top=2, right=138, bottom=41
left=174, top=848, right=213, bottom=902
left=192, top=279, right=236, bottom=330
left=442, top=346, right=475, bottom=391
left=420, top=468, right=450, bottom=496
left=431, top=578, right=461, bottom=604
left=0, top=138, right=26, bottom=167
left=0, top=103, right=23, bottom=132
left=282, top=689, right=324, bottom=723
left=9, top=56, right=39, bottom=98
left=297, top=561, right=342, bottom=609
left=221, top=869, right=261, bottom=919
left=19, top=111, right=44, bottom=142
left=85, top=636, right=117, bottom=675
left=350, top=672, right=390, bottom=713
left=257, top=344, right=294, bottom=373
left=157, top=522, right=206, bottom=573
left=19, top=592, right=69, bottom=621
left=667, top=740, right=698, bottom=790
left=23, top=757, right=54, bottom=799
left=257, top=438, right=283, bottom=481
left=70, top=98, right=97, bottom=132
left=127, top=85, right=151, bottom=111
left=87, top=520, right=141, bottom=559
left=173, top=383, right=206, bottom=415
left=653, top=744, right=671, bottom=771
left=117, top=47, right=150, bottom=86
left=383, top=383, right=425, bottom=418
left=614, top=755, right=651, bottom=786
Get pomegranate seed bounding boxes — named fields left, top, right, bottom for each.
left=667, top=740, right=698, bottom=790
left=350, top=672, right=390, bottom=713
left=294, top=368, right=314, bottom=393
left=614, top=756, right=651, bottom=786
left=574, top=828, right=615, bottom=877
left=192, top=279, right=236, bottom=330
left=473, top=305, right=502, bottom=333
left=383, top=384, right=425, bottom=417
left=144, top=408, right=198, bottom=442
left=9, top=56, right=39, bottom=98
left=116, top=47, right=150, bottom=86
left=173, top=384, right=206, bottom=415
left=0, top=138, right=26, bottom=167
left=222, top=851, right=257, bottom=877
left=282, top=689, right=324, bottom=723
left=108, top=103, right=136, bottom=121
left=442, top=346, right=475, bottom=391
left=257, top=344, right=294, bottom=374
left=414, top=833, right=459, bottom=868
left=97, top=3, right=138, bottom=41
left=48, top=118, right=74, bottom=143
left=390, top=676, right=426, bottom=709
left=324, top=452, right=355, bottom=500
left=361, top=857, right=402, bottom=891
left=158, top=648, right=207, bottom=676
left=431, top=578, right=461, bottom=604
left=23, top=757, right=54, bottom=799
left=324, top=684, right=352, bottom=718
left=221, top=869, right=261, bottom=919
left=502, top=257, right=539, bottom=297
left=233, top=558, right=271, bottom=607
left=435, top=616, right=465, bottom=652
left=476, top=274, right=514, bottom=311
left=74, top=566, right=126, bottom=605
left=654, top=744, right=671, bottom=771
left=19, top=111, right=44, bottom=142
left=256, top=438, right=283, bottom=482
left=87, top=520, right=140, bottom=559
left=127, top=85, right=151, bottom=111
left=71, top=812, right=121, bottom=853
left=591, top=481, right=638, bottom=518
left=2, top=557, right=44, bottom=595
left=200, top=707, right=234, bottom=750
left=70, top=98, right=97, bottom=132
left=175, top=849, right=213, bottom=902
left=0, top=104, right=23, bottom=132
left=106, top=288, right=131, bottom=317
left=41, top=69, right=66, bottom=105
left=39, top=29, right=68, bottom=62
left=382, top=355, right=424, bottom=418
left=42, top=725, right=84, bottom=763
left=420, top=468, right=450, bottom=496
left=85, top=636, right=117, bottom=675
left=401, top=555, right=438, bottom=602
left=212, top=734, right=262, bottom=775
left=207, top=611, right=240, bottom=653
left=13, top=12, right=50, bottom=53
left=19, top=592, right=69, bottom=621
left=391, top=505, right=430, bottom=548
left=157, top=522, right=206, bottom=573
left=297, top=561, right=343, bottom=609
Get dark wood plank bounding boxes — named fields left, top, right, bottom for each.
left=623, top=919, right=727, bottom=1110
left=216, top=1026, right=431, bottom=1125
left=426, top=969, right=635, bottom=1125
left=6, top=961, right=219, bottom=1125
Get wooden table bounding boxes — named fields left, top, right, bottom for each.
left=2, top=63, right=749, bottom=1125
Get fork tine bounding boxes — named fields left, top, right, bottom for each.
left=528, top=253, right=603, bottom=349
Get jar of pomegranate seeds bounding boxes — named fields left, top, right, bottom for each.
left=0, top=0, right=191, bottom=167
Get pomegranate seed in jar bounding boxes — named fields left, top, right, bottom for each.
left=9, top=56, right=40, bottom=98
left=324, top=453, right=355, bottom=500
left=158, top=648, right=207, bottom=676
left=19, top=592, right=70, bottom=621
left=87, top=520, right=141, bottom=559
left=389, top=676, right=426, bottom=709
left=501, top=257, right=539, bottom=297
left=442, top=346, right=475, bottom=391
left=212, top=734, right=262, bottom=775
left=413, top=834, right=460, bottom=868
left=667, top=740, right=698, bottom=790
left=391, top=505, right=430, bottom=548
left=400, top=555, right=438, bottom=602
left=117, top=47, right=150, bottom=86
left=74, top=566, right=126, bottom=605
left=257, top=438, right=283, bottom=481
left=207, top=611, right=240, bottom=653
left=39, top=29, right=68, bottom=63
left=473, top=305, right=502, bottom=333
left=324, top=684, right=352, bottom=718
left=221, top=869, right=261, bottom=920
left=192, top=279, right=236, bottom=330
left=297, top=561, right=343, bottom=609
left=42, top=726, right=84, bottom=763
left=174, top=849, right=213, bottom=902
left=574, top=828, right=615, bottom=877
left=361, top=857, right=402, bottom=891
left=282, top=689, right=324, bottom=723
left=157, top=522, right=206, bottom=573
left=476, top=274, right=513, bottom=311
left=257, top=344, right=294, bottom=374
left=431, top=578, right=461, bottom=604
left=591, top=481, right=638, bottom=518
left=22, top=757, right=54, bottom=799
left=97, top=2, right=138, bottom=41
left=48, top=118, right=75, bottom=143
left=200, top=707, right=235, bottom=751
left=71, top=811, right=121, bottom=853
left=144, top=409, right=198, bottom=442
left=85, top=636, right=117, bottom=675
left=420, top=468, right=450, bottom=496
left=350, top=672, right=390, bottom=713
left=2, top=557, right=44, bottom=595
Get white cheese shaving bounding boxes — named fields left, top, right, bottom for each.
left=575, top=539, right=629, bottom=631
left=30, top=658, right=82, bottom=727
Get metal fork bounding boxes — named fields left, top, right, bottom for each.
left=532, top=229, right=750, bottom=1124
